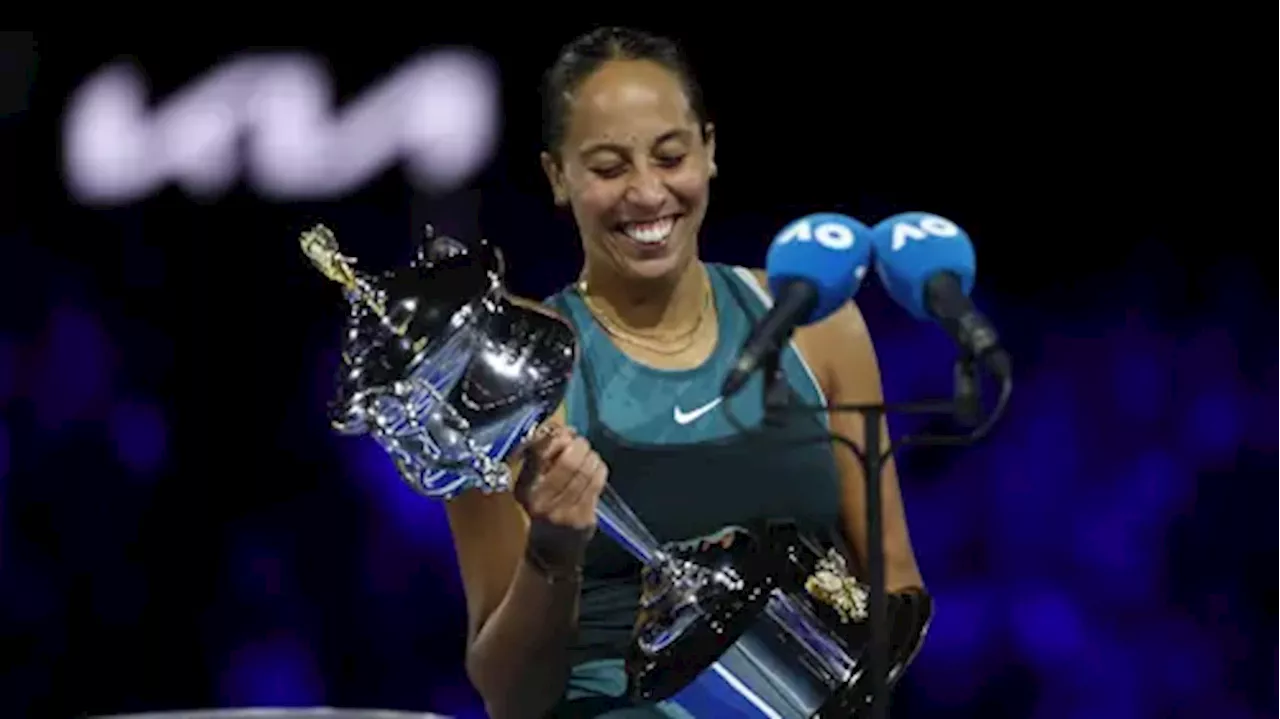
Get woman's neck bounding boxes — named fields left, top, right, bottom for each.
left=579, top=257, right=707, bottom=334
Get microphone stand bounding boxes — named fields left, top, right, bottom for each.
left=761, top=347, right=1011, bottom=719
left=761, top=350, right=791, bottom=425
left=862, top=402, right=889, bottom=719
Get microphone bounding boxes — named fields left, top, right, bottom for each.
left=722, top=213, right=872, bottom=398
left=868, top=212, right=1011, bottom=382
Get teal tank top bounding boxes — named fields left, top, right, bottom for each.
left=543, top=263, right=845, bottom=717
left=553, top=264, right=828, bottom=447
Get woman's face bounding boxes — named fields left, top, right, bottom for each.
left=542, top=59, right=715, bottom=285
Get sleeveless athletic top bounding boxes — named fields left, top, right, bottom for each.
left=543, top=264, right=845, bottom=717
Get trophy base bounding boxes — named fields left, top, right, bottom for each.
left=667, top=587, right=865, bottom=719
left=627, top=523, right=875, bottom=718
left=626, top=527, right=777, bottom=703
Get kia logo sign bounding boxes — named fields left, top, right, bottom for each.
left=62, top=49, right=501, bottom=205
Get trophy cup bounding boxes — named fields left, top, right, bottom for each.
left=301, top=223, right=576, bottom=499
left=303, top=224, right=906, bottom=718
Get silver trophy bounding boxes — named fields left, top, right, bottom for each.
left=303, top=225, right=893, bottom=718
left=301, top=223, right=576, bottom=498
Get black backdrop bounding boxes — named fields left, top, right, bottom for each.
left=0, top=23, right=1274, bottom=719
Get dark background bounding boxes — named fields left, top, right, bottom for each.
left=0, top=22, right=1274, bottom=719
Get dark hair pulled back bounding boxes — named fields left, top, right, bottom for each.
left=541, top=27, right=709, bottom=158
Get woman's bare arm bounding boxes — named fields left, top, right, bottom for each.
left=446, top=496, right=577, bottom=717
left=802, top=302, right=925, bottom=591
left=445, top=405, right=604, bottom=719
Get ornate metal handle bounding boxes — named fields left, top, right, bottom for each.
left=300, top=224, right=388, bottom=321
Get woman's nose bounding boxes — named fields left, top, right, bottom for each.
left=623, top=168, right=667, bottom=209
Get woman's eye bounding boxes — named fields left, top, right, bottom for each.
left=592, top=166, right=627, bottom=179
left=656, top=155, right=686, bottom=169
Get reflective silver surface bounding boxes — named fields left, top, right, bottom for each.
left=598, top=483, right=745, bottom=660
left=668, top=589, right=861, bottom=718
left=606, top=495, right=872, bottom=716
left=303, top=224, right=576, bottom=499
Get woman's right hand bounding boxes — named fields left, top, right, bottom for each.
left=516, top=423, right=609, bottom=572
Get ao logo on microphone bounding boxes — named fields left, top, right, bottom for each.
left=888, top=213, right=961, bottom=251
left=775, top=215, right=859, bottom=250
left=61, top=50, right=501, bottom=205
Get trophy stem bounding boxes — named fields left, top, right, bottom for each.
left=596, top=483, right=664, bottom=565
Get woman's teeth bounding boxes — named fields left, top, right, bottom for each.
left=620, top=217, right=676, bottom=244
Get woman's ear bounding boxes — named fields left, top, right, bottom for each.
left=540, top=151, right=569, bottom=206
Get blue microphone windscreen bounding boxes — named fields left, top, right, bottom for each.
left=765, top=213, right=872, bottom=325
left=869, top=212, right=976, bottom=321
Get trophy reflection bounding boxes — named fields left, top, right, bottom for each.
left=303, top=224, right=877, bottom=718
left=300, top=223, right=575, bottom=499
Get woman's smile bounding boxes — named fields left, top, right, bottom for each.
left=613, top=214, right=683, bottom=256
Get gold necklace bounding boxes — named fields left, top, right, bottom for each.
left=577, top=269, right=713, bottom=356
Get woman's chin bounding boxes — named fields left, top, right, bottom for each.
left=627, top=264, right=682, bottom=286
left=612, top=241, right=688, bottom=283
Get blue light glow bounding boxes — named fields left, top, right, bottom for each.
left=219, top=633, right=324, bottom=706
left=1179, top=386, right=1243, bottom=465
left=915, top=584, right=998, bottom=667
left=1107, top=320, right=1173, bottom=428
left=108, top=399, right=167, bottom=478
left=874, top=324, right=958, bottom=402
left=1121, top=450, right=1191, bottom=522
left=341, top=438, right=457, bottom=554
left=33, top=305, right=114, bottom=430
left=1007, top=586, right=1088, bottom=668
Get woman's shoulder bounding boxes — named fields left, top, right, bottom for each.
left=724, top=265, right=869, bottom=335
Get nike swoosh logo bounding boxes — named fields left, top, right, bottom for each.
left=673, top=397, right=723, bottom=425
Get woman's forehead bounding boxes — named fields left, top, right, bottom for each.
left=566, top=60, right=696, bottom=149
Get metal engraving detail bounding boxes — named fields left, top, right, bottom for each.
left=304, top=223, right=575, bottom=499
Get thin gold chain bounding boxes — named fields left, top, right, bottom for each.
left=577, top=269, right=713, bottom=356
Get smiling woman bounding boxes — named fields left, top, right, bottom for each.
left=541, top=53, right=713, bottom=292
left=441, top=26, right=931, bottom=719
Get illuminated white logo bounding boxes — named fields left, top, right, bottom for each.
left=775, top=217, right=857, bottom=251
left=62, top=50, right=501, bottom=205
left=890, top=214, right=960, bottom=251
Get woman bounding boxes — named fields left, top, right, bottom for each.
left=445, top=27, right=928, bottom=718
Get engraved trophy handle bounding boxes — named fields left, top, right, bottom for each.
left=300, top=224, right=387, bottom=319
